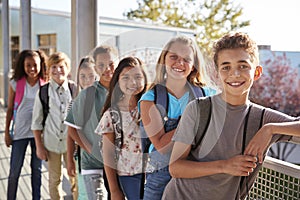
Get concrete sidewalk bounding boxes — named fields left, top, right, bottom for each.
left=0, top=104, right=73, bottom=200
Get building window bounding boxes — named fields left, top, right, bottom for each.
left=11, top=36, right=19, bottom=69
left=38, top=34, right=56, bottom=56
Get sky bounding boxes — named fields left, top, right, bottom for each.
left=10, top=0, right=300, bottom=52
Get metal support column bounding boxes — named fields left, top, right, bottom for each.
left=2, top=0, right=9, bottom=106
left=20, top=0, right=31, bottom=50
left=71, top=0, right=98, bottom=80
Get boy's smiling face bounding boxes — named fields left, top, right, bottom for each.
left=49, top=61, right=70, bottom=85
left=95, top=52, right=116, bottom=87
left=217, top=48, right=262, bottom=105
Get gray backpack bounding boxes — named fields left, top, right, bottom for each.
left=192, top=97, right=266, bottom=199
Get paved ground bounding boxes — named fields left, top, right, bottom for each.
left=0, top=104, right=73, bottom=200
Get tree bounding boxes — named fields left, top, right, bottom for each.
left=250, top=52, right=300, bottom=117
left=250, top=51, right=300, bottom=161
left=125, top=0, right=250, bottom=54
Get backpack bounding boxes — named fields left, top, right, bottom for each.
left=85, top=85, right=105, bottom=160
left=83, top=85, right=98, bottom=123
left=109, top=106, right=125, bottom=159
left=76, top=85, right=97, bottom=173
left=192, top=97, right=266, bottom=199
left=39, top=81, right=76, bottom=127
left=10, top=77, right=45, bottom=136
left=142, top=83, right=206, bottom=153
left=192, top=97, right=265, bottom=154
left=13, top=77, right=46, bottom=120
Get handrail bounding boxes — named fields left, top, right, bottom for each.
left=263, top=156, right=300, bottom=178
left=249, top=156, right=300, bottom=200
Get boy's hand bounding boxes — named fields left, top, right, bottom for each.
left=67, top=158, right=76, bottom=177
left=36, top=145, right=48, bottom=161
left=244, top=124, right=273, bottom=164
left=223, top=155, right=257, bottom=176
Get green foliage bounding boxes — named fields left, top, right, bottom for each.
left=125, top=0, right=250, bottom=55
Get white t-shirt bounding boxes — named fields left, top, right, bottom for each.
left=11, top=79, right=39, bottom=140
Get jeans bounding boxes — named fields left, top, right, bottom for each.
left=118, top=174, right=143, bottom=200
left=83, top=172, right=108, bottom=200
left=143, top=166, right=171, bottom=200
left=7, top=138, right=42, bottom=200
left=143, top=117, right=178, bottom=200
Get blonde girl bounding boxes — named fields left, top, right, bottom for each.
left=139, top=35, right=215, bottom=200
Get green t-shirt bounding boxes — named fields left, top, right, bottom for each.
left=65, top=81, right=107, bottom=170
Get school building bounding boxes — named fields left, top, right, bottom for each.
left=0, top=3, right=195, bottom=106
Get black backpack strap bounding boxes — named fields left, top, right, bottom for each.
left=192, top=96, right=212, bottom=150
left=239, top=103, right=265, bottom=199
left=39, top=83, right=50, bottom=128
left=68, top=81, right=77, bottom=98
left=154, top=84, right=169, bottom=122
left=245, top=103, right=266, bottom=145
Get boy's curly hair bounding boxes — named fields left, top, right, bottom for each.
left=213, top=32, right=259, bottom=70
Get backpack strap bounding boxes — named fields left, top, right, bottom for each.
left=39, top=78, right=46, bottom=86
left=39, top=81, right=76, bottom=128
left=75, top=84, right=95, bottom=175
left=13, top=77, right=27, bottom=120
left=187, top=83, right=206, bottom=99
left=154, top=83, right=206, bottom=123
left=239, top=103, right=265, bottom=199
left=39, top=83, right=50, bottom=127
left=83, top=86, right=96, bottom=125
left=191, top=96, right=212, bottom=150
left=14, top=77, right=26, bottom=109
left=68, top=81, right=77, bottom=99
left=13, top=77, right=46, bottom=122
left=152, top=83, right=207, bottom=150
left=154, top=84, right=169, bottom=122
left=109, top=106, right=123, bottom=157
left=245, top=103, right=266, bottom=145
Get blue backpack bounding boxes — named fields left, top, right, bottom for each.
left=141, top=83, right=206, bottom=155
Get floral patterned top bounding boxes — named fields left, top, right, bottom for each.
left=95, top=107, right=143, bottom=176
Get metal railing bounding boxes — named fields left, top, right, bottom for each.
left=249, top=156, right=300, bottom=200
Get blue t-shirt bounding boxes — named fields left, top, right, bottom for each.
left=138, top=86, right=215, bottom=118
